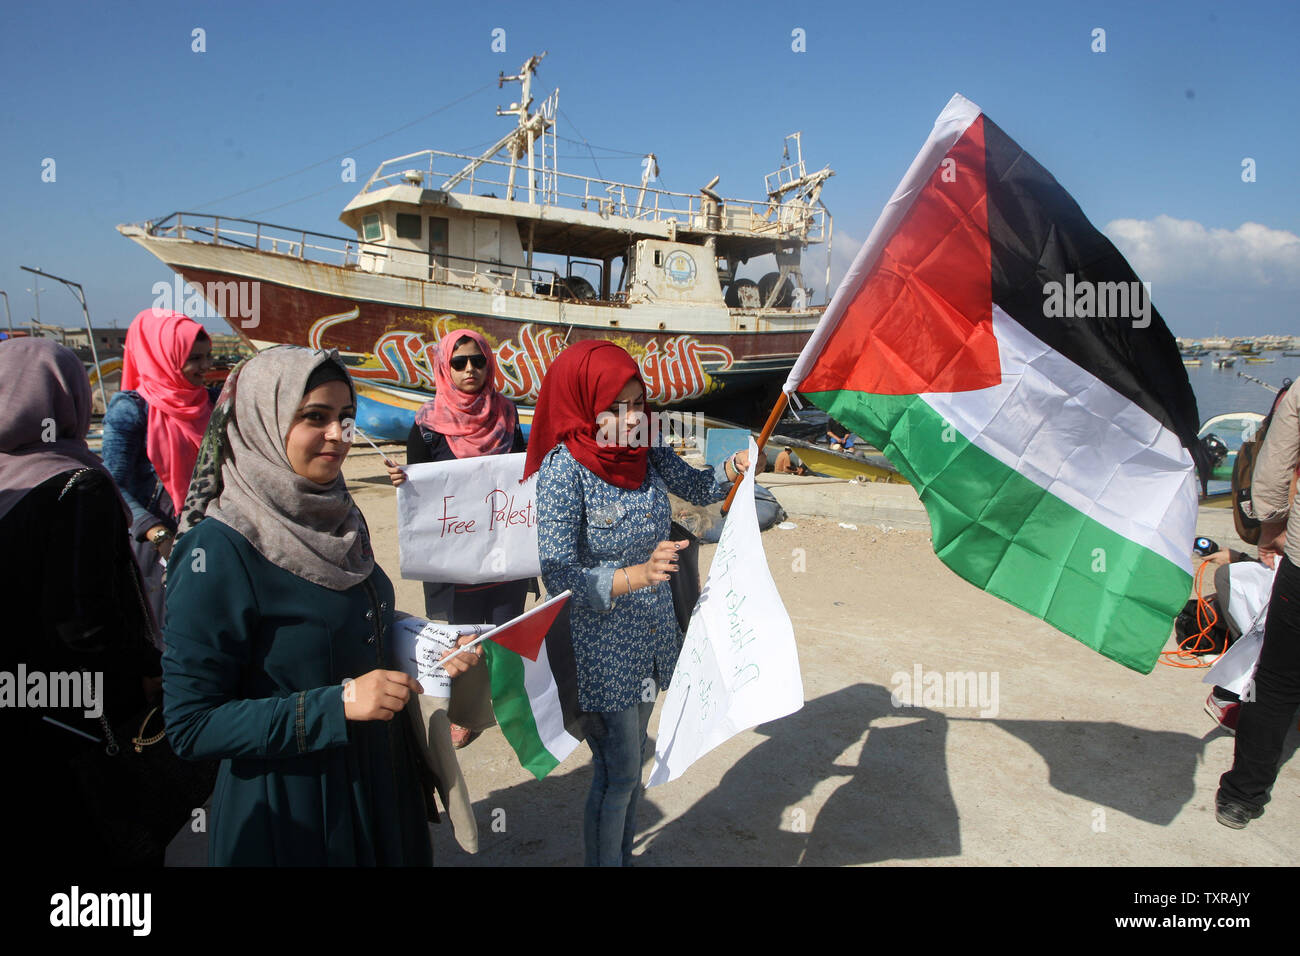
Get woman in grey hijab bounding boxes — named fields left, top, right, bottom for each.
left=162, top=346, right=478, bottom=866
left=0, top=338, right=164, bottom=865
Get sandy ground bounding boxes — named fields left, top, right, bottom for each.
left=169, top=447, right=1298, bottom=866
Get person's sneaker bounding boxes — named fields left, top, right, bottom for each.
left=1205, top=691, right=1240, bottom=735
left=1215, top=796, right=1263, bottom=829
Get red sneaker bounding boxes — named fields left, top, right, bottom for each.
left=1205, top=691, right=1240, bottom=735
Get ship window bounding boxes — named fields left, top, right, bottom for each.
left=653, top=250, right=662, bottom=266
left=396, top=213, right=422, bottom=240
left=362, top=214, right=382, bottom=242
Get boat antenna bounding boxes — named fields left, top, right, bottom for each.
left=444, top=52, right=555, bottom=203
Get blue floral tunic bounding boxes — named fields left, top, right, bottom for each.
left=536, top=445, right=731, bottom=712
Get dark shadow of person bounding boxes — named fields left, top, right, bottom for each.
left=635, top=682, right=960, bottom=865
left=987, top=717, right=1300, bottom=826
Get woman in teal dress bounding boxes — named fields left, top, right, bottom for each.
left=162, top=346, right=479, bottom=866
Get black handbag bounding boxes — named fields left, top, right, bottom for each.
left=67, top=707, right=218, bottom=866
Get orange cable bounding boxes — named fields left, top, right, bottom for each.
left=1159, top=560, right=1221, bottom=668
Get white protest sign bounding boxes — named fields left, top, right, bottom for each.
left=397, top=453, right=540, bottom=584
left=648, top=437, right=803, bottom=787
left=391, top=614, right=486, bottom=696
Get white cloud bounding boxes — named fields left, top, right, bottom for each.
left=1105, top=215, right=1300, bottom=289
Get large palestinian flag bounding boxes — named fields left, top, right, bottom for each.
left=481, top=591, right=585, bottom=778
left=787, top=94, right=1203, bottom=673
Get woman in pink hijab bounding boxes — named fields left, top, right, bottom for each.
left=388, top=329, right=525, bottom=747
left=102, top=309, right=215, bottom=630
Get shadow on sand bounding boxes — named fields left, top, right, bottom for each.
left=442, top=682, right=1300, bottom=865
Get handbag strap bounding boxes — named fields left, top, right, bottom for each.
left=132, top=708, right=165, bottom=753
left=97, top=707, right=166, bottom=758
left=57, top=467, right=93, bottom=502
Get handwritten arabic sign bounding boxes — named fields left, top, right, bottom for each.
left=391, top=614, right=483, bottom=697
left=648, top=437, right=803, bottom=786
left=396, top=453, right=541, bottom=584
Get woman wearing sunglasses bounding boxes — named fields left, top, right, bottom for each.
left=388, top=329, right=526, bottom=748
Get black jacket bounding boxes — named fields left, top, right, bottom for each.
left=405, top=421, right=527, bottom=464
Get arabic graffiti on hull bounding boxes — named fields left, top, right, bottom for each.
left=307, top=310, right=735, bottom=403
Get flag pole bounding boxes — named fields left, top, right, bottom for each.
left=353, top=426, right=398, bottom=466
left=721, top=389, right=790, bottom=514
left=432, top=629, right=492, bottom=669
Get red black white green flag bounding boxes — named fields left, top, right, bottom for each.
left=481, top=591, right=584, bottom=778
left=786, top=94, right=1204, bottom=673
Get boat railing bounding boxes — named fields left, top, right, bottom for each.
left=361, top=149, right=827, bottom=242
left=132, top=212, right=621, bottom=302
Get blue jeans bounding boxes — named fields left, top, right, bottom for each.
left=584, top=700, right=654, bottom=867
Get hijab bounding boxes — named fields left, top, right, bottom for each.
left=0, top=338, right=127, bottom=522
left=522, top=339, right=648, bottom=489
left=178, top=346, right=374, bottom=591
left=416, top=328, right=518, bottom=458
left=121, top=308, right=213, bottom=513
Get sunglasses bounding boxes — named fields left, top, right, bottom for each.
left=449, top=354, right=488, bottom=371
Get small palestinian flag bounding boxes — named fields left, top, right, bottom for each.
left=787, top=94, right=1203, bottom=673
left=482, top=590, right=584, bottom=778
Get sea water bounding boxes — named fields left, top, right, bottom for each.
left=1182, top=354, right=1298, bottom=422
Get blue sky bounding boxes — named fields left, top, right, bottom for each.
left=2, top=0, right=1296, bottom=337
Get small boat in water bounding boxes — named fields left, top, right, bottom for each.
left=1213, top=355, right=1236, bottom=369
left=1198, top=411, right=1265, bottom=503
left=1182, top=357, right=1203, bottom=367
left=756, top=429, right=903, bottom=482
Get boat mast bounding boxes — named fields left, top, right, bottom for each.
left=763, top=132, right=835, bottom=303
left=440, top=52, right=556, bottom=205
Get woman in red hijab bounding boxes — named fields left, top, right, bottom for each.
left=388, top=328, right=525, bottom=748
left=101, top=309, right=215, bottom=633
left=525, top=339, right=763, bottom=866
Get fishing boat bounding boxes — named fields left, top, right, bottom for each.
left=1213, top=355, right=1235, bottom=369
left=1245, top=356, right=1276, bottom=364
left=761, top=431, right=903, bottom=482
left=1182, top=357, right=1203, bottom=367
left=117, top=53, right=834, bottom=421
